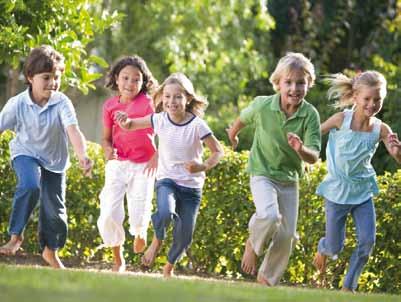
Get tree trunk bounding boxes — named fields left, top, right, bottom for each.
left=6, top=68, right=20, bottom=100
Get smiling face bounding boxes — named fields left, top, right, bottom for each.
left=162, top=83, right=189, bottom=118
left=28, top=69, right=62, bottom=104
left=116, top=65, right=143, bottom=102
left=277, top=68, right=309, bottom=109
left=353, top=85, right=384, bottom=118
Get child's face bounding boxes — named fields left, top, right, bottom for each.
left=277, top=69, right=309, bottom=108
left=28, top=69, right=62, bottom=104
left=353, top=85, right=384, bottom=118
left=162, top=83, right=188, bottom=116
left=116, top=65, right=143, bottom=102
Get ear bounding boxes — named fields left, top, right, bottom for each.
left=27, top=76, right=34, bottom=85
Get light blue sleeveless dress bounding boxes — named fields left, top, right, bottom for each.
left=316, top=109, right=382, bottom=204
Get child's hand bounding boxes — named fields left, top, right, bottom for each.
left=79, top=156, right=93, bottom=177
left=287, top=132, right=303, bottom=152
left=184, top=161, right=206, bottom=173
left=388, top=133, right=401, bottom=155
left=144, top=153, right=158, bottom=177
left=115, top=111, right=131, bottom=129
left=226, top=126, right=239, bottom=150
left=104, top=146, right=117, bottom=160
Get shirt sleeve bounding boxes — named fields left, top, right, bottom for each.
left=151, top=112, right=163, bottom=135
left=303, top=106, right=321, bottom=152
left=0, top=97, right=18, bottom=131
left=198, top=118, right=213, bottom=140
left=59, top=95, right=78, bottom=128
left=239, top=96, right=265, bottom=125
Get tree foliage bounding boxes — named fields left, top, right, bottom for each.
left=0, top=0, right=121, bottom=94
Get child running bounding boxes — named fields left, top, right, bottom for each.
left=97, top=55, right=158, bottom=272
left=313, top=71, right=401, bottom=292
left=116, top=72, right=224, bottom=277
left=0, top=45, right=92, bottom=268
left=227, top=52, right=321, bottom=286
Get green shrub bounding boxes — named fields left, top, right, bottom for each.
left=0, top=134, right=400, bottom=293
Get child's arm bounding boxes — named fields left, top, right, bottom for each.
left=287, top=133, right=319, bottom=164
left=67, top=125, right=93, bottom=176
left=321, top=112, right=344, bottom=135
left=226, top=117, right=246, bottom=150
left=381, top=123, right=401, bottom=164
left=101, top=126, right=117, bottom=160
left=115, top=111, right=152, bottom=130
left=184, top=135, right=224, bottom=173
left=144, top=151, right=158, bottom=177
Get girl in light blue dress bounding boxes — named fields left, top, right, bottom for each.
left=313, top=71, right=401, bottom=292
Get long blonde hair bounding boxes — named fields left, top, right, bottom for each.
left=153, top=73, right=208, bottom=117
left=326, top=71, right=387, bottom=108
left=269, top=52, right=316, bottom=92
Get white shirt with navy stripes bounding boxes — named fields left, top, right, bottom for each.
left=151, top=112, right=212, bottom=188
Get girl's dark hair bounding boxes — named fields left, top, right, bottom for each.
left=23, top=45, right=65, bottom=85
left=105, top=55, right=158, bottom=94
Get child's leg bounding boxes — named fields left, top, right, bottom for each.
left=163, top=262, right=174, bottom=278
left=0, top=156, right=41, bottom=255
left=39, top=168, right=67, bottom=268
left=97, top=160, right=127, bottom=248
left=314, top=199, right=349, bottom=274
left=244, top=176, right=281, bottom=275
left=111, top=245, right=126, bottom=272
left=343, top=199, right=376, bottom=291
left=166, top=184, right=201, bottom=268
left=126, top=162, right=154, bottom=253
left=42, top=246, right=65, bottom=269
left=142, top=179, right=175, bottom=266
left=142, top=236, right=162, bottom=266
left=257, top=180, right=298, bottom=286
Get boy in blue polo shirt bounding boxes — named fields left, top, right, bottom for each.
left=227, top=52, right=321, bottom=286
left=0, top=45, right=92, bottom=268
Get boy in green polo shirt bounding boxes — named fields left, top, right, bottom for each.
left=227, top=52, right=321, bottom=286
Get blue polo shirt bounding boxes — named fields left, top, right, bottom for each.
left=0, top=89, right=78, bottom=173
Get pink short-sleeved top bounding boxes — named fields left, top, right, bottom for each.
left=103, top=92, right=156, bottom=163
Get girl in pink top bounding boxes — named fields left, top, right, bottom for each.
left=97, top=56, right=158, bottom=272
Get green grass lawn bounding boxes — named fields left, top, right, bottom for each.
left=1, top=264, right=400, bottom=302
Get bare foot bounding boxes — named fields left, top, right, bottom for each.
left=42, top=246, right=65, bottom=269
left=141, top=236, right=162, bottom=267
left=341, top=287, right=355, bottom=294
left=313, top=252, right=327, bottom=274
left=241, top=238, right=257, bottom=275
left=0, top=235, right=23, bottom=255
left=112, top=246, right=126, bottom=273
left=257, top=274, right=271, bottom=286
left=133, top=236, right=146, bottom=254
left=163, top=262, right=174, bottom=278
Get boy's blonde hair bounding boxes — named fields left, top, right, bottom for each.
left=269, top=52, right=316, bottom=92
left=153, top=73, right=208, bottom=117
left=326, top=71, right=387, bottom=108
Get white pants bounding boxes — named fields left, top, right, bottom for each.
left=249, top=176, right=299, bottom=286
left=97, top=160, right=155, bottom=247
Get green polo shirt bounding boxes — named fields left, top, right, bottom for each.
left=240, top=94, right=321, bottom=182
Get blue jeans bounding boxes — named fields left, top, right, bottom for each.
left=318, top=198, right=376, bottom=290
left=9, top=156, right=67, bottom=250
left=152, top=178, right=201, bottom=264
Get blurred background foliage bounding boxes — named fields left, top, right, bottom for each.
left=1, top=0, right=400, bottom=172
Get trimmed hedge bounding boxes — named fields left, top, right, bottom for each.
left=0, top=132, right=400, bottom=293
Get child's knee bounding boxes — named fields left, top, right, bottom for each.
left=257, top=211, right=282, bottom=225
